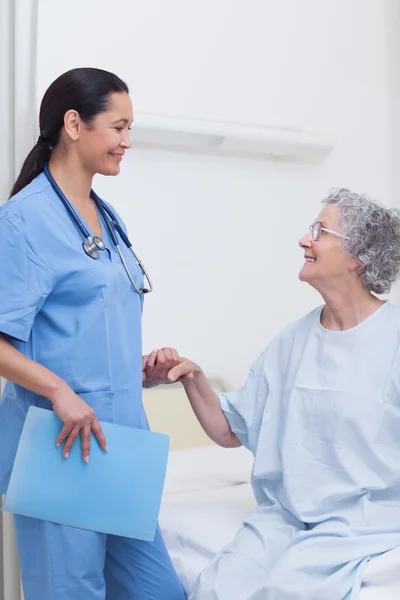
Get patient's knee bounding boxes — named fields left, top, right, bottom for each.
left=190, top=551, right=266, bottom=600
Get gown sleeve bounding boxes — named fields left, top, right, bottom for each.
left=219, top=349, right=270, bottom=453
left=0, top=214, right=55, bottom=343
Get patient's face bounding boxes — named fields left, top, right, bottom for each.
left=298, top=204, right=351, bottom=289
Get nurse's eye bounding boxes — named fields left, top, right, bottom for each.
left=115, top=127, right=123, bottom=132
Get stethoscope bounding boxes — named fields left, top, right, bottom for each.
left=43, top=164, right=153, bottom=295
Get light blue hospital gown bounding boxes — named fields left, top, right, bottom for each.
left=190, top=302, right=400, bottom=600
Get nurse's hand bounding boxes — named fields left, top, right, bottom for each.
left=142, top=348, right=181, bottom=388
left=51, top=385, right=107, bottom=462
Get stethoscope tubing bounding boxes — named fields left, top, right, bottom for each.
left=43, top=164, right=153, bottom=294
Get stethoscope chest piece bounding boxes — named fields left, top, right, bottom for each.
left=83, top=236, right=106, bottom=259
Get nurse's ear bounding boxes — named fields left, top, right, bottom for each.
left=63, top=109, right=81, bottom=142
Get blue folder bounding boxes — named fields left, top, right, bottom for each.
left=2, top=406, right=170, bottom=541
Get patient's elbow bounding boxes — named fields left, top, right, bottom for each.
left=217, top=432, right=242, bottom=449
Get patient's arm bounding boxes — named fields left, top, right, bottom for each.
left=167, top=360, right=242, bottom=448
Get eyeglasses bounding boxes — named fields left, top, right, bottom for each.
left=309, top=222, right=350, bottom=242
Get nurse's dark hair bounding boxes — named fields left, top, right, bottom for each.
left=9, top=67, right=129, bottom=199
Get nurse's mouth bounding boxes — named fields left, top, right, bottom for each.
left=109, top=153, right=123, bottom=162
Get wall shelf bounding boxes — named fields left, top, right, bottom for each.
left=131, top=113, right=335, bottom=161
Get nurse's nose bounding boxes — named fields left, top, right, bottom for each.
left=121, top=129, right=132, bottom=150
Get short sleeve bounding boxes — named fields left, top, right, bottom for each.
left=220, top=350, right=270, bottom=453
left=0, top=215, right=55, bottom=343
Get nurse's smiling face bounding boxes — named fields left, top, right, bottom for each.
left=72, top=92, right=133, bottom=177
left=298, top=203, right=356, bottom=291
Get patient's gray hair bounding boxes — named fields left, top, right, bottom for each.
left=323, top=188, right=400, bottom=294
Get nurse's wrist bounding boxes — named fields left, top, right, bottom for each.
left=46, top=377, right=68, bottom=404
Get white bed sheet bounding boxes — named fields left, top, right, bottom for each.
left=160, top=482, right=256, bottom=593
left=160, top=444, right=255, bottom=593
left=160, top=445, right=400, bottom=599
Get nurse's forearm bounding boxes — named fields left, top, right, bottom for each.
left=0, top=334, right=64, bottom=401
left=182, top=369, right=242, bottom=448
left=0, top=334, right=108, bottom=460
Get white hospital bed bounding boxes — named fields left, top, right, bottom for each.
left=2, top=377, right=400, bottom=600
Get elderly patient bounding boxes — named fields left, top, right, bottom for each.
left=150, top=188, right=400, bottom=599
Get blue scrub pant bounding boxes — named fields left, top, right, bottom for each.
left=14, top=515, right=185, bottom=600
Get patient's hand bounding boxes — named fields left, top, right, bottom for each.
left=142, top=348, right=182, bottom=388
left=166, top=358, right=198, bottom=383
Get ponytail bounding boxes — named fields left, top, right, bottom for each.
left=9, top=139, right=51, bottom=199
left=8, top=67, right=128, bottom=200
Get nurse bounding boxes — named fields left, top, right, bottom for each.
left=0, top=67, right=185, bottom=600
left=162, top=188, right=400, bottom=599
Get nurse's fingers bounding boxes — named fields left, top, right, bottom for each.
left=159, top=348, right=180, bottom=380
left=155, top=349, right=165, bottom=366
left=162, top=347, right=173, bottom=361
left=62, top=425, right=81, bottom=458
left=162, top=347, right=180, bottom=368
left=81, top=423, right=92, bottom=463
left=150, top=349, right=166, bottom=378
left=91, top=418, right=108, bottom=452
left=146, top=350, right=158, bottom=370
left=56, top=421, right=74, bottom=449
left=170, top=348, right=181, bottom=365
left=163, top=350, right=177, bottom=379
left=142, top=354, right=150, bottom=381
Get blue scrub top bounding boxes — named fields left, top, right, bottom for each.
left=0, top=172, right=147, bottom=493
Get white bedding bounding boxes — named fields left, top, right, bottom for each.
left=160, top=445, right=400, bottom=599
left=160, top=444, right=255, bottom=593
left=161, top=483, right=256, bottom=592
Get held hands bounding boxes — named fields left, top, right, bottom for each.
left=142, top=348, right=181, bottom=388
left=51, top=348, right=197, bottom=462
left=142, top=348, right=199, bottom=387
left=51, top=384, right=107, bottom=463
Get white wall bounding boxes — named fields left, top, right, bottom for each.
left=35, top=0, right=400, bottom=388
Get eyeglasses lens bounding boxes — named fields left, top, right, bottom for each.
left=311, top=222, right=322, bottom=241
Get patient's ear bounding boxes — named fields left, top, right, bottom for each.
left=348, top=256, right=361, bottom=273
